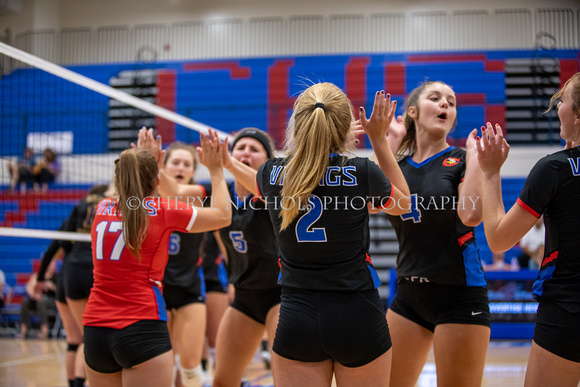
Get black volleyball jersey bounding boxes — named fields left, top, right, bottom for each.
left=162, top=231, right=203, bottom=290
left=387, top=147, right=485, bottom=287
left=517, top=148, right=580, bottom=312
left=37, top=221, right=73, bottom=282
left=64, top=192, right=105, bottom=267
left=257, top=155, right=392, bottom=291
left=206, top=182, right=280, bottom=290
left=201, top=231, right=226, bottom=284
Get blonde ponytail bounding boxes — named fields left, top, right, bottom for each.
left=280, top=82, right=353, bottom=230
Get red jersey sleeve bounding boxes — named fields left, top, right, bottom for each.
left=158, top=198, right=197, bottom=232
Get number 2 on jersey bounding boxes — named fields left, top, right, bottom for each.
left=296, top=195, right=327, bottom=242
left=95, top=220, right=126, bottom=260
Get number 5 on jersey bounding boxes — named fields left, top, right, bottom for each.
left=229, top=231, right=248, bottom=253
left=95, top=221, right=126, bottom=260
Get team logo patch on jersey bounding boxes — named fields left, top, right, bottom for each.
left=442, top=157, right=460, bottom=166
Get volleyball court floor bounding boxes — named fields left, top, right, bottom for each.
left=0, top=337, right=531, bottom=386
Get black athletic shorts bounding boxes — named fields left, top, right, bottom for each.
left=273, top=288, right=391, bottom=367
left=84, top=320, right=172, bottom=373
left=205, top=279, right=227, bottom=294
left=389, top=279, right=490, bottom=332
left=56, top=266, right=66, bottom=303
left=203, top=259, right=228, bottom=294
left=231, top=287, right=281, bottom=324
left=534, top=300, right=580, bottom=363
left=63, top=263, right=93, bottom=300
left=163, top=284, right=204, bottom=310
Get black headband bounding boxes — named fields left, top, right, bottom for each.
left=314, top=102, right=326, bottom=111
left=231, top=128, right=273, bottom=159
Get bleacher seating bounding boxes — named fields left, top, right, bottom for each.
left=3, top=50, right=569, bottom=157
left=0, top=188, right=86, bottom=335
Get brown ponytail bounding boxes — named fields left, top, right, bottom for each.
left=114, top=148, right=158, bottom=258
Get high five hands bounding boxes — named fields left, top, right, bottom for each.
left=354, top=90, right=397, bottom=142
left=475, top=122, right=511, bottom=176
left=198, top=128, right=227, bottom=171
left=134, top=127, right=165, bottom=169
left=356, top=90, right=397, bottom=142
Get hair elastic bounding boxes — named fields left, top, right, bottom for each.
left=314, top=102, right=326, bottom=111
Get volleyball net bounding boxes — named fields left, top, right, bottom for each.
left=0, top=42, right=229, bottom=241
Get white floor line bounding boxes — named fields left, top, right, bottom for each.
left=0, top=354, right=55, bottom=367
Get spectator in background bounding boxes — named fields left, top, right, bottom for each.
left=485, top=252, right=519, bottom=271
left=33, top=148, right=60, bottom=193
left=0, top=268, right=6, bottom=308
left=18, top=261, right=57, bottom=339
left=8, top=147, right=35, bottom=194
left=517, top=216, right=545, bottom=270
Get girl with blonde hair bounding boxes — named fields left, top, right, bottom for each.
left=257, top=82, right=410, bottom=386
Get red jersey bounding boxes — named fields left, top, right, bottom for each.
left=84, top=197, right=197, bottom=329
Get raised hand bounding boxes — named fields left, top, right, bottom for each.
left=197, top=129, right=224, bottom=171
left=220, top=136, right=233, bottom=170
left=388, top=115, right=406, bottom=140
left=464, top=128, right=479, bottom=166
left=476, top=122, right=510, bottom=176
left=359, top=90, right=397, bottom=142
left=134, top=127, right=165, bottom=167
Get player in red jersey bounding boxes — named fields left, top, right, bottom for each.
left=83, top=129, right=231, bottom=387
left=477, top=73, right=580, bottom=387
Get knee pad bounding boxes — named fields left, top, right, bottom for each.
left=179, top=365, right=202, bottom=387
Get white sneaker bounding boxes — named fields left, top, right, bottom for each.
left=260, top=350, right=271, bottom=370
left=201, top=370, right=213, bottom=386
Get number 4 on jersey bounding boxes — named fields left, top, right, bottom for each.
left=400, top=193, right=422, bottom=223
